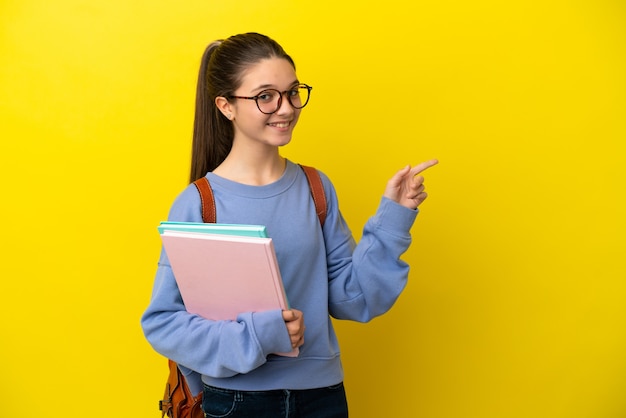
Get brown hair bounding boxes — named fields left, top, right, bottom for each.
left=189, top=33, right=296, bottom=182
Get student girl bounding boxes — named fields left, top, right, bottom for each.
left=141, top=32, right=437, bottom=418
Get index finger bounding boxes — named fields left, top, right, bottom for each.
left=410, top=159, right=439, bottom=176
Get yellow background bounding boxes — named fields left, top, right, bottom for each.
left=1, top=1, right=625, bottom=417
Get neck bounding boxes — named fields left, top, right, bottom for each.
left=213, top=148, right=286, bottom=186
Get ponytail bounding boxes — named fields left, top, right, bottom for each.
left=189, top=41, right=233, bottom=183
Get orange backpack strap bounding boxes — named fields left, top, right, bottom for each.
left=192, top=177, right=216, bottom=224
left=193, top=166, right=326, bottom=226
left=299, top=164, right=327, bottom=227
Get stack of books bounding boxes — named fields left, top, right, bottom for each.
left=159, top=221, right=297, bottom=356
left=159, top=221, right=288, bottom=318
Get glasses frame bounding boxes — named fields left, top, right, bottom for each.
left=228, top=84, right=313, bottom=115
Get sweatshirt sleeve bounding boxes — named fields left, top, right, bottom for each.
left=140, top=185, right=294, bottom=378
left=322, top=178, right=418, bottom=322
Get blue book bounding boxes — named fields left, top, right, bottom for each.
left=157, top=221, right=268, bottom=238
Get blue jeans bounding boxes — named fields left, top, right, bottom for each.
left=202, top=383, right=349, bottom=417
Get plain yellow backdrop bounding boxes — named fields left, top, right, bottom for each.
left=1, top=1, right=625, bottom=417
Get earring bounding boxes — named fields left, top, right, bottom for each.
left=227, top=114, right=232, bottom=120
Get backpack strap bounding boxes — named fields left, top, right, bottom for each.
left=192, top=177, right=216, bottom=224
left=192, top=165, right=326, bottom=226
left=299, top=164, right=327, bottom=227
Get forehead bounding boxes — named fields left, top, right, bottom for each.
left=238, top=57, right=297, bottom=92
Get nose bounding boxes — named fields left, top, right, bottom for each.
left=275, top=92, right=296, bottom=115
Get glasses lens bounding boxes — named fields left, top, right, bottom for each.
left=255, top=90, right=280, bottom=114
left=289, top=85, right=311, bottom=109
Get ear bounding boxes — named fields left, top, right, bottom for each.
left=215, top=96, right=234, bottom=120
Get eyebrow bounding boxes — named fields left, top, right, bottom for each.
left=252, top=80, right=300, bottom=92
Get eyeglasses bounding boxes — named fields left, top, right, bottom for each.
left=229, top=84, right=312, bottom=114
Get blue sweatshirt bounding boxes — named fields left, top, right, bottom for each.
left=141, top=160, right=418, bottom=392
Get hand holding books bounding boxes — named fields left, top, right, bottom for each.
left=282, top=308, right=305, bottom=349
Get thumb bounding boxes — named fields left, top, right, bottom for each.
left=282, top=309, right=297, bottom=322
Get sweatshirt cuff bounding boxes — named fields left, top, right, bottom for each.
left=374, top=197, right=419, bottom=234
left=247, top=309, right=293, bottom=355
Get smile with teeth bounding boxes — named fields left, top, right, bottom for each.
left=268, top=121, right=291, bottom=128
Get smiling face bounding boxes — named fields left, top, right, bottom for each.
left=220, top=57, right=302, bottom=149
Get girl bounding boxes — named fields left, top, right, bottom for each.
left=142, top=32, right=437, bottom=418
